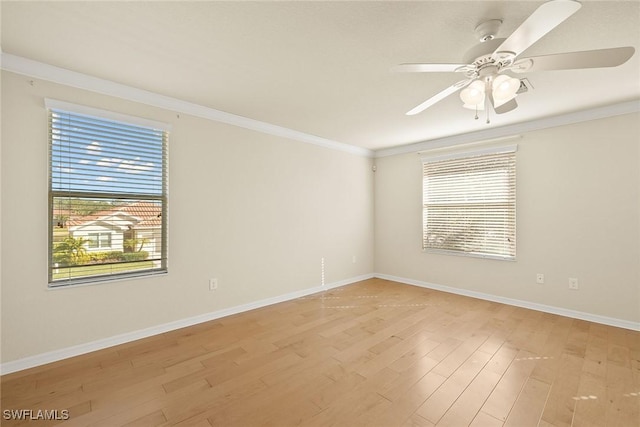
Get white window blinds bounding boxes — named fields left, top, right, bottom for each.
left=48, top=100, right=169, bottom=286
left=422, top=146, right=516, bottom=260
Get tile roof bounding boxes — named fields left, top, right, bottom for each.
left=65, top=201, right=162, bottom=228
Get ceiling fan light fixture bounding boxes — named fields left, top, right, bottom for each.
left=492, top=75, right=521, bottom=101
left=460, top=80, right=485, bottom=106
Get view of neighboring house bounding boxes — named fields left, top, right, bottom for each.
left=64, top=201, right=163, bottom=259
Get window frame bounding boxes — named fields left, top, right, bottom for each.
left=421, top=145, right=517, bottom=261
left=86, top=232, right=112, bottom=250
left=47, top=99, right=170, bottom=287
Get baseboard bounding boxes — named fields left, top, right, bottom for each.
left=0, top=273, right=373, bottom=375
left=4, top=271, right=635, bottom=375
left=374, top=273, right=640, bottom=332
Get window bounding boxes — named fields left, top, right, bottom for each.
left=86, top=233, right=112, bottom=249
left=48, top=100, right=169, bottom=286
left=422, top=145, right=516, bottom=260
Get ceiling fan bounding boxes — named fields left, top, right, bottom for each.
left=395, top=0, right=635, bottom=121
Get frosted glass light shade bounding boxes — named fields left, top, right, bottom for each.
left=460, top=80, right=485, bottom=106
left=493, top=75, right=520, bottom=102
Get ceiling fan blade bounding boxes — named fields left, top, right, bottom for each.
left=492, top=0, right=582, bottom=61
left=510, top=46, right=636, bottom=73
left=406, top=80, right=471, bottom=116
left=392, top=63, right=468, bottom=73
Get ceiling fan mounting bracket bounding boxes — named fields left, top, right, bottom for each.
left=474, top=19, right=503, bottom=42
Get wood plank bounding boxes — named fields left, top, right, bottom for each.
left=437, top=368, right=502, bottom=426
left=403, top=414, right=435, bottom=427
left=357, top=371, right=447, bottom=426
left=539, top=353, right=585, bottom=427
left=416, top=349, right=492, bottom=424
left=480, top=349, right=539, bottom=422
left=121, top=410, right=167, bottom=427
left=379, top=356, right=441, bottom=402
left=470, top=411, right=504, bottom=427
left=503, top=377, right=551, bottom=426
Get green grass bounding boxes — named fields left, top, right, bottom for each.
left=52, top=261, right=155, bottom=280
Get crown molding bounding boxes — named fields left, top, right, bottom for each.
left=3, top=53, right=637, bottom=161
left=0, top=53, right=374, bottom=158
left=375, top=100, right=640, bottom=158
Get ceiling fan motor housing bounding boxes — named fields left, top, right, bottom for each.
left=462, top=37, right=505, bottom=66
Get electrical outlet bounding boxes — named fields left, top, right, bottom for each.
left=352, top=255, right=357, bottom=264
left=209, top=278, right=218, bottom=291
left=536, top=273, right=545, bottom=284
left=569, top=278, right=579, bottom=290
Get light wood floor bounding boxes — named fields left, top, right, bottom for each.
left=1, top=278, right=639, bottom=426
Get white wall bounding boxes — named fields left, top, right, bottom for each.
left=375, top=113, right=640, bottom=324
left=0, top=70, right=375, bottom=363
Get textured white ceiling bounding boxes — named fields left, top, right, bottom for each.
left=2, top=1, right=639, bottom=151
